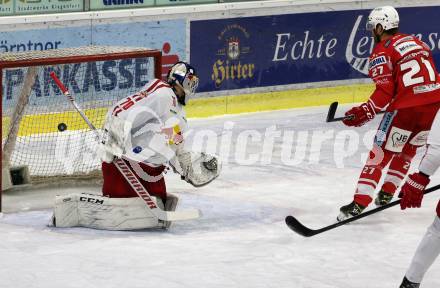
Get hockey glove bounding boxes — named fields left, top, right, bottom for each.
left=342, top=102, right=376, bottom=127
left=399, top=172, right=430, bottom=210
left=170, top=148, right=221, bottom=187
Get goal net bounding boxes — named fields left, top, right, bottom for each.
left=1, top=46, right=162, bottom=211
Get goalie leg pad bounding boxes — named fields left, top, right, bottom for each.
left=53, top=193, right=165, bottom=230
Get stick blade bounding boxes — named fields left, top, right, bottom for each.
left=285, top=216, right=316, bottom=237
left=326, top=102, right=339, bottom=122
left=156, top=208, right=202, bottom=222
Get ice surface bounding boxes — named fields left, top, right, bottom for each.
left=1, top=106, right=439, bottom=288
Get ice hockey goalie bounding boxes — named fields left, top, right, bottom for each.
left=52, top=62, right=221, bottom=230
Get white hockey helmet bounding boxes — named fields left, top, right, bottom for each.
left=167, top=62, right=199, bottom=99
left=366, top=6, right=399, bottom=31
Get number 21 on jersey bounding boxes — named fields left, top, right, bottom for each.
left=401, top=57, right=436, bottom=87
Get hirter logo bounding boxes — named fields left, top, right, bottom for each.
left=211, top=24, right=255, bottom=88
left=227, top=37, right=240, bottom=60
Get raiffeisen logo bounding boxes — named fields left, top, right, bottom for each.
left=103, top=0, right=144, bottom=5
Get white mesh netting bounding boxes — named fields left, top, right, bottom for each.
left=1, top=46, right=159, bottom=181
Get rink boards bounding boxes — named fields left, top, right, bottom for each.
left=3, top=83, right=372, bottom=136
left=1, top=1, right=439, bottom=135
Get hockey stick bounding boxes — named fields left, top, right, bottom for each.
left=50, top=72, right=201, bottom=222
left=326, top=101, right=385, bottom=122
left=285, top=183, right=440, bottom=237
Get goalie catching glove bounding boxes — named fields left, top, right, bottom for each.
left=170, top=147, right=221, bottom=187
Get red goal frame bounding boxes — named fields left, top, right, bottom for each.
left=0, top=48, right=162, bottom=212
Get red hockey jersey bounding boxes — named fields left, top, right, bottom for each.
left=367, top=33, right=440, bottom=111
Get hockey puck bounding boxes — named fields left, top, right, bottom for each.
left=133, top=146, right=143, bottom=154
left=58, top=123, right=67, bottom=132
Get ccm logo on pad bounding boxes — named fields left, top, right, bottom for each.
left=80, top=196, right=104, bottom=205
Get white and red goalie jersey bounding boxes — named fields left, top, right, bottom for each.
left=368, top=33, right=440, bottom=111
left=100, top=78, right=187, bottom=166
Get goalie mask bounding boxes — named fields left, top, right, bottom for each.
left=167, top=62, right=199, bottom=105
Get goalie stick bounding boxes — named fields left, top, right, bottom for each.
left=285, top=183, right=440, bottom=237
left=326, top=101, right=385, bottom=122
left=50, top=72, right=201, bottom=222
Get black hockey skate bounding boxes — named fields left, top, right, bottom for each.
left=337, top=201, right=366, bottom=222
left=374, top=190, right=394, bottom=206
left=399, top=276, right=420, bottom=288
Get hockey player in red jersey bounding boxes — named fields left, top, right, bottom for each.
left=338, top=6, right=440, bottom=221
left=398, top=109, right=440, bottom=288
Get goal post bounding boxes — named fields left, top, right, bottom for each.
left=0, top=46, right=162, bottom=212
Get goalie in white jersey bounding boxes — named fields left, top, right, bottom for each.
left=398, top=108, right=440, bottom=288
left=53, top=62, right=221, bottom=230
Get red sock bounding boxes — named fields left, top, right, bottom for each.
left=354, top=149, right=394, bottom=207
left=382, top=145, right=417, bottom=195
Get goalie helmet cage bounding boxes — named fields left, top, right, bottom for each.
left=0, top=46, right=162, bottom=212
